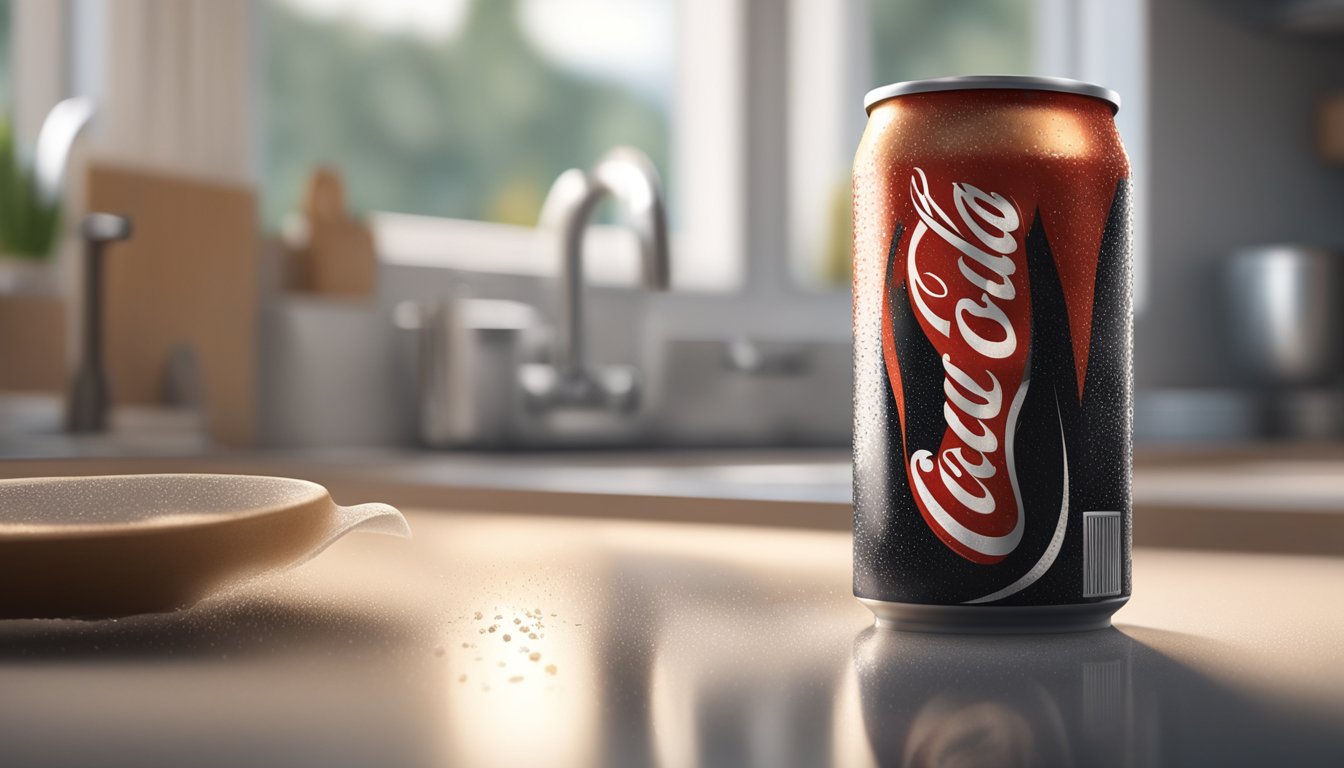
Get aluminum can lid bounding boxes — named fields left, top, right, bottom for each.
left=864, top=75, right=1120, bottom=115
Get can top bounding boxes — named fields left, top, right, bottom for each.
left=863, top=75, right=1120, bottom=115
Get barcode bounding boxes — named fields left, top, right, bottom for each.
left=1083, top=511, right=1122, bottom=598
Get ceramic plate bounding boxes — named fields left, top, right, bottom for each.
left=0, top=474, right=409, bottom=619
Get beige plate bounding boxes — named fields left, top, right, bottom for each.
left=0, top=474, right=409, bottom=619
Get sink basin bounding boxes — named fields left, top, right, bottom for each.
left=377, top=451, right=853, bottom=505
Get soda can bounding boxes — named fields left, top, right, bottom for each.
left=852, top=76, right=1132, bottom=632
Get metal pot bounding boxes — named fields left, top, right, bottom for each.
left=395, top=297, right=539, bottom=448
left=1223, top=244, right=1344, bottom=387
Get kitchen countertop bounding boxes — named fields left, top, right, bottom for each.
left=1, top=505, right=1342, bottom=767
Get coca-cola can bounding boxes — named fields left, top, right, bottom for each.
left=852, top=76, right=1132, bottom=632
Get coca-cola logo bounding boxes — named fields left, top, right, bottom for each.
left=905, top=168, right=1030, bottom=565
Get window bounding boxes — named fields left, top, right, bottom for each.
left=789, top=0, right=1035, bottom=289
left=870, top=1, right=1032, bottom=82
left=260, top=0, right=674, bottom=232
left=57, top=0, right=1135, bottom=303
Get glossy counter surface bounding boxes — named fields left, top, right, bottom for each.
left=1, top=508, right=1341, bottom=767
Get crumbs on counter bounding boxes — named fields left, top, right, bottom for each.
left=456, top=605, right=563, bottom=689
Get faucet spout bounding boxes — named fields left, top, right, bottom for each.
left=590, top=146, right=670, bottom=292
left=531, top=147, right=669, bottom=409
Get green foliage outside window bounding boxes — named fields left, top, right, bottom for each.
left=261, top=0, right=670, bottom=231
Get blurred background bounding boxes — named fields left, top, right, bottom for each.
left=4, top=3, right=1344, bottom=767
left=0, top=0, right=1340, bottom=459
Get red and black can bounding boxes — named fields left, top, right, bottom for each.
left=852, top=76, right=1132, bottom=632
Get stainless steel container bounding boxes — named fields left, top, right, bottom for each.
left=1224, top=245, right=1344, bottom=387
left=398, top=298, right=538, bottom=448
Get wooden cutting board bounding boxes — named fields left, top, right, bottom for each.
left=0, top=295, right=64, bottom=392
left=87, top=163, right=258, bottom=447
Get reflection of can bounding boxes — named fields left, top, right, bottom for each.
left=852, top=627, right=1139, bottom=768
left=852, top=76, right=1132, bottom=632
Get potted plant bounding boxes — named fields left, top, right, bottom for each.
left=0, top=98, right=96, bottom=294
left=0, top=117, right=61, bottom=292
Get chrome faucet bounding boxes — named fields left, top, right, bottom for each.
left=521, top=147, right=670, bottom=411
